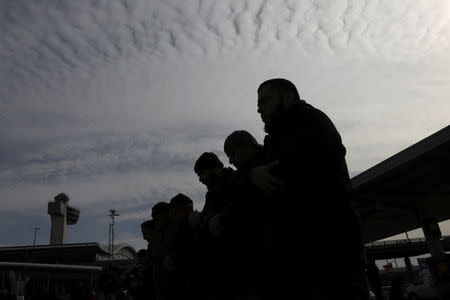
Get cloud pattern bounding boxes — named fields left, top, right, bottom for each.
left=1, top=0, right=450, bottom=248
left=1, top=0, right=449, bottom=96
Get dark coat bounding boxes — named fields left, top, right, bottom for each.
left=196, top=168, right=240, bottom=299
left=232, top=149, right=281, bottom=298
left=162, top=220, right=197, bottom=300
left=263, top=101, right=358, bottom=241
left=233, top=149, right=273, bottom=255
left=264, top=101, right=351, bottom=198
left=201, top=167, right=236, bottom=223
left=262, top=101, right=366, bottom=298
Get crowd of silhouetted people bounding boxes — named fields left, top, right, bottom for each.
left=3, top=79, right=372, bottom=300
left=117, top=78, right=370, bottom=300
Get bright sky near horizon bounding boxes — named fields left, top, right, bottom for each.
left=1, top=0, right=450, bottom=251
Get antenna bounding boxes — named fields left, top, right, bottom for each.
left=108, top=209, right=120, bottom=261
left=33, top=227, right=40, bottom=247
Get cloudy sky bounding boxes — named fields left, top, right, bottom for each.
left=1, top=0, right=450, bottom=251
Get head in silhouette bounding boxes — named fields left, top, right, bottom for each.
left=257, top=78, right=301, bottom=134
left=224, top=130, right=262, bottom=170
left=151, top=202, right=170, bottom=231
left=136, top=249, right=149, bottom=264
left=194, top=152, right=224, bottom=191
left=140, top=220, right=159, bottom=245
left=169, top=193, right=194, bottom=223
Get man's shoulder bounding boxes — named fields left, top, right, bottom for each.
left=222, top=167, right=236, bottom=175
left=204, top=190, right=214, bottom=200
left=290, top=102, right=329, bottom=123
left=220, top=167, right=238, bottom=183
left=287, top=102, right=337, bottom=134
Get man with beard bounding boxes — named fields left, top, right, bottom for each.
left=249, top=78, right=367, bottom=299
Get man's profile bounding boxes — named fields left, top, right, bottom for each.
left=250, top=78, right=366, bottom=299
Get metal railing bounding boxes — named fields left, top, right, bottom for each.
left=0, top=262, right=102, bottom=271
left=365, top=235, right=450, bottom=247
left=0, top=242, right=98, bottom=251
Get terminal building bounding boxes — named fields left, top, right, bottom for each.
left=351, top=125, right=450, bottom=292
left=0, top=194, right=137, bottom=298
left=0, top=193, right=137, bottom=266
left=352, top=125, right=450, bottom=253
left=0, top=242, right=137, bottom=266
left=352, top=125, right=450, bottom=246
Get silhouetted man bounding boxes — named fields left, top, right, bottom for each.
left=164, top=194, right=195, bottom=266
left=194, top=152, right=236, bottom=236
left=223, top=130, right=266, bottom=237
left=141, top=220, right=160, bottom=253
left=250, top=78, right=366, bottom=299
left=224, top=130, right=278, bottom=300
left=141, top=220, right=164, bottom=300
left=194, top=152, right=237, bottom=300
left=128, top=249, right=154, bottom=300
left=152, top=202, right=170, bottom=232
left=224, top=130, right=264, bottom=171
left=161, top=193, right=196, bottom=300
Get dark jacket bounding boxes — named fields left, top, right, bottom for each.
left=262, top=101, right=365, bottom=298
left=233, top=148, right=272, bottom=249
left=162, top=220, right=197, bottom=300
left=201, top=167, right=237, bottom=232
left=196, top=168, right=240, bottom=298
left=232, top=149, right=280, bottom=296
left=263, top=101, right=358, bottom=238
left=264, top=101, right=351, bottom=198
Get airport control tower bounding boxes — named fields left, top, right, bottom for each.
left=48, top=193, right=80, bottom=245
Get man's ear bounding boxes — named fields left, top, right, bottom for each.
left=213, top=167, right=222, bottom=175
left=286, top=90, right=296, bottom=104
left=281, top=90, right=296, bottom=108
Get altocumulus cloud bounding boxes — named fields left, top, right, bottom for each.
left=1, top=0, right=450, bottom=248
left=2, top=0, right=450, bottom=95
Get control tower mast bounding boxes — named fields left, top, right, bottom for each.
left=47, top=193, right=80, bottom=245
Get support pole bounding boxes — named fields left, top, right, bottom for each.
left=33, top=227, right=40, bottom=247
left=421, top=217, right=444, bottom=258
left=108, top=209, right=120, bottom=262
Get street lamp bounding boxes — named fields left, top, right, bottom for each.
left=33, top=227, right=40, bottom=246
left=108, top=209, right=120, bottom=261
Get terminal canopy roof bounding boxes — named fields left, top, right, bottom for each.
left=351, top=125, right=450, bottom=242
left=0, top=242, right=137, bottom=264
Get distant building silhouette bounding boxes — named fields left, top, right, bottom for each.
left=47, top=193, right=80, bottom=245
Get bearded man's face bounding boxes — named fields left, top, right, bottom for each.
left=257, top=84, right=283, bottom=133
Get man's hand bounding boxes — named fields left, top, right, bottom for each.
left=208, top=214, right=225, bottom=237
left=249, top=160, right=284, bottom=194
left=188, top=210, right=202, bottom=230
